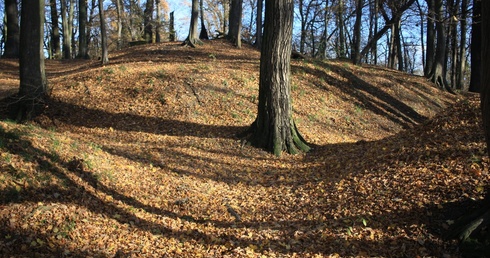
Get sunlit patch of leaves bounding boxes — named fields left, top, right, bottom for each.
left=0, top=40, right=479, bottom=257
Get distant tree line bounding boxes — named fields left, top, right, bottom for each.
left=0, top=0, right=482, bottom=92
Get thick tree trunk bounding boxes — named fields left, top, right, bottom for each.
left=10, top=0, right=47, bottom=121
left=254, top=0, right=263, bottom=48
left=155, top=0, right=162, bottom=42
left=425, top=0, right=436, bottom=76
left=228, top=0, right=243, bottom=48
left=169, top=11, right=176, bottom=42
left=61, top=0, right=73, bottom=59
left=199, top=0, right=209, bottom=40
left=144, top=0, right=154, bottom=43
left=78, top=0, right=89, bottom=58
left=115, top=0, right=123, bottom=49
left=98, top=0, right=109, bottom=64
left=337, top=0, right=346, bottom=58
left=2, top=0, right=20, bottom=58
left=49, top=0, right=62, bottom=59
left=469, top=0, right=482, bottom=92
left=247, top=0, right=310, bottom=156
left=351, top=0, right=363, bottom=64
left=456, top=0, right=467, bottom=90
left=449, top=4, right=490, bottom=253
left=183, top=0, right=203, bottom=47
left=429, top=0, right=453, bottom=92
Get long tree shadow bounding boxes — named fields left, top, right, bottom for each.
left=42, top=98, right=246, bottom=139
left=0, top=124, right=466, bottom=257
left=293, top=62, right=428, bottom=129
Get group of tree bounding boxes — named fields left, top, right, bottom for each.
left=1, top=0, right=490, bottom=252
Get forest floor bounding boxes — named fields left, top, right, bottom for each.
left=0, top=39, right=488, bottom=257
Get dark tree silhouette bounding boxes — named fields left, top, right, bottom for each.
left=469, top=0, right=482, bottom=92
left=448, top=1, right=490, bottom=255
left=2, top=0, right=20, bottom=58
left=9, top=0, right=48, bottom=121
left=49, top=0, right=62, bottom=59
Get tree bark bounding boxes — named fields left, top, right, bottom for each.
left=2, top=0, right=20, bottom=58
left=456, top=0, right=467, bottom=89
left=449, top=2, right=490, bottom=254
left=247, top=0, right=310, bottom=156
left=469, top=0, right=482, bottom=92
left=10, top=0, right=48, bottom=121
left=351, top=0, right=363, bottom=64
left=98, top=0, right=109, bottom=64
left=425, top=0, right=436, bottom=76
left=199, top=0, right=209, bottom=40
left=156, top=0, right=162, bottom=42
left=337, top=0, right=346, bottom=58
left=429, top=0, right=453, bottom=92
left=228, top=0, right=243, bottom=48
left=183, top=0, right=203, bottom=47
left=78, top=0, right=89, bottom=58
left=144, top=0, right=154, bottom=43
left=169, top=11, right=176, bottom=41
left=115, top=0, right=123, bottom=49
left=61, top=0, right=74, bottom=59
left=254, top=0, right=262, bottom=48
left=49, top=0, right=62, bottom=59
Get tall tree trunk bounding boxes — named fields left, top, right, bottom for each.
left=183, top=0, right=203, bottom=47
left=144, top=0, right=154, bottom=43
left=481, top=0, right=490, bottom=155
left=78, top=0, right=89, bottom=58
left=448, top=0, right=459, bottom=88
left=254, top=0, right=263, bottom=48
left=169, top=11, right=176, bottom=41
left=199, top=0, right=209, bottom=39
left=351, top=0, right=363, bottom=64
left=299, top=0, right=306, bottom=53
left=228, top=0, right=243, bottom=48
left=115, top=0, right=123, bottom=49
left=98, top=0, right=109, bottom=64
left=448, top=2, right=490, bottom=255
left=395, top=19, right=403, bottom=71
left=2, top=0, right=20, bottom=58
left=416, top=0, right=425, bottom=71
left=10, top=0, right=47, bottom=121
left=337, top=0, right=346, bottom=58
left=429, top=0, right=452, bottom=92
left=425, top=0, right=436, bottom=76
left=457, top=0, right=468, bottom=89
left=367, top=0, right=375, bottom=63
left=156, top=0, right=162, bottom=42
left=61, top=0, right=72, bottom=59
left=49, top=0, right=62, bottom=59
left=469, top=0, right=482, bottom=92
left=318, top=0, right=330, bottom=59
left=388, top=23, right=397, bottom=69
left=246, top=0, right=310, bottom=156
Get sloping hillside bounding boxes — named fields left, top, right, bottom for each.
left=1, top=39, right=487, bottom=257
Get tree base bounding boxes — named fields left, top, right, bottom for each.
left=7, top=94, right=46, bottom=122
left=182, top=37, right=204, bottom=48
left=241, top=120, right=310, bottom=156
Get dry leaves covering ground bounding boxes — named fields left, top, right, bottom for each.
left=0, top=40, right=489, bottom=257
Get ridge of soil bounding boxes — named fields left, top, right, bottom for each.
left=1, top=39, right=487, bottom=257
